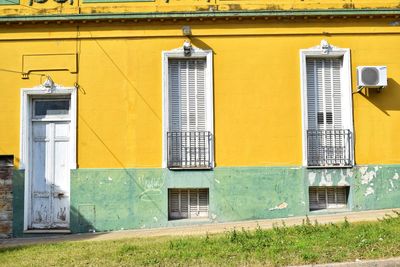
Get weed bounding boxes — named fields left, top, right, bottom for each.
left=343, top=217, right=350, bottom=228
left=0, top=212, right=399, bottom=266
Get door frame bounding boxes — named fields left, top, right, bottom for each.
left=20, top=85, right=77, bottom=231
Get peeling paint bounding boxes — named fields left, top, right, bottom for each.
left=319, top=172, right=333, bottom=186
left=338, top=175, right=350, bottom=186
left=364, top=187, right=375, bottom=196
left=390, top=180, right=395, bottom=189
left=393, top=173, right=399, bottom=180
left=346, top=169, right=354, bottom=177
left=17, top=165, right=398, bottom=236
left=308, top=172, right=316, bottom=186
left=326, top=173, right=333, bottom=186
left=359, top=166, right=368, bottom=175
left=57, top=207, right=67, bottom=221
left=108, top=176, right=112, bottom=181
left=361, top=168, right=376, bottom=185
left=269, top=202, right=288, bottom=211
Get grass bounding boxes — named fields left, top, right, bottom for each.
left=1, top=212, right=400, bottom=266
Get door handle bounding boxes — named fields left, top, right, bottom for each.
left=53, top=192, right=67, bottom=198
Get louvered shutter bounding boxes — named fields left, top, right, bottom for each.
left=169, top=189, right=180, bottom=219
left=306, top=58, right=345, bottom=164
left=169, top=188, right=209, bottom=220
left=168, top=59, right=206, bottom=132
left=306, top=58, right=343, bottom=130
left=327, top=187, right=335, bottom=206
left=168, top=59, right=208, bottom=167
left=180, top=190, right=189, bottom=218
left=189, top=189, right=198, bottom=217
left=317, top=187, right=327, bottom=209
left=309, top=186, right=348, bottom=211
left=198, top=189, right=209, bottom=217
left=309, top=186, right=327, bottom=211
left=309, top=187, right=319, bottom=211
left=327, top=187, right=348, bottom=209
left=168, top=189, right=189, bottom=219
left=189, top=188, right=209, bottom=218
left=335, top=187, right=347, bottom=207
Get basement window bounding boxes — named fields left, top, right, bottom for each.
left=309, top=186, right=349, bottom=211
left=168, top=188, right=209, bottom=220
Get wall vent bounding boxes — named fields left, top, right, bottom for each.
left=309, top=186, right=349, bottom=211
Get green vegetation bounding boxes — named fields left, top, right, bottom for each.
left=1, top=212, right=400, bottom=266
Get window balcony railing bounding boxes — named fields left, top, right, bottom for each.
left=167, top=131, right=213, bottom=169
left=307, top=129, right=352, bottom=167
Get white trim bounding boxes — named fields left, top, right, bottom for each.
left=20, top=85, right=77, bottom=231
left=300, top=40, right=354, bottom=167
left=162, top=44, right=214, bottom=168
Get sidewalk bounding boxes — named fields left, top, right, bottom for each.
left=1, top=208, right=399, bottom=249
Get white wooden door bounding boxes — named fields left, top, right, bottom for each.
left=30, top=99, right=71, bottom=229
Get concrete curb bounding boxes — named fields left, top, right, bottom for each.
left=294, top=257, right=400, bottom=267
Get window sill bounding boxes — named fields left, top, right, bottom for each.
left=167, top=218, right=212, bottom=226
left=168, top=167, right=213, bottom=171
left=24, top=229, right=71, bottom=234
left=309, top=208, right=351, bottom=214
left=306, top=165, right=353, bottom=169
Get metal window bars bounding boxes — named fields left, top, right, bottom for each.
left=307, top=129, right=352, bottom=167
left=167, top=131, right=213, bottom=169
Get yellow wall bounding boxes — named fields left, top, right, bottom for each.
left=1, top=18, right=400, bottom=168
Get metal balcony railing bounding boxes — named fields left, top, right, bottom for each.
left=167, top=131, right=213, bottom=169
left=307, top=129, right=352, bottom=167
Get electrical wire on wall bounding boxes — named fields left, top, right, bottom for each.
left=74, top=24, right=82, bottom=93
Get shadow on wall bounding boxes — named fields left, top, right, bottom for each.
left=190, top=37, right=216, bottom=55
left=70, top=205, right=97, bottom=234
left=358, top=78, right=400, bottom=116
left=12, top=169, right=100, bottom=237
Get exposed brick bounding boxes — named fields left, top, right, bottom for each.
left=0, top=185, right=13, bottom=191
left=0, top=221, right=11, bottom=233
left=0, top=158, right=13, bottom=238
left=0, top=171, right=12, bottom=180
left=0, top=202, right=12, bottom=211
left=0, top=211, right=12, bottom=221
left=0, top=191, right=12, bottom=200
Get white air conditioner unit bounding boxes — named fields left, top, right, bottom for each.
left=357, top=66, right=387, bottom=88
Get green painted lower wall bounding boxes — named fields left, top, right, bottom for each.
left=11, top=165, right=400, bottom=236
left=0, top=0, right=19, bottom=5
left=12, top=170, right=24, bottom=237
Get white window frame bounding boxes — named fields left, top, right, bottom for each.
left=20, top=85, right=77, bottom=231
left=300, top=40, right=354, bottom=167
left=162, top=44, right=214, bottom=168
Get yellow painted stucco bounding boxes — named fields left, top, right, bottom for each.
left=1, top=15, right=400, bottom=168
left=0, top=0, right=400, bottom=16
